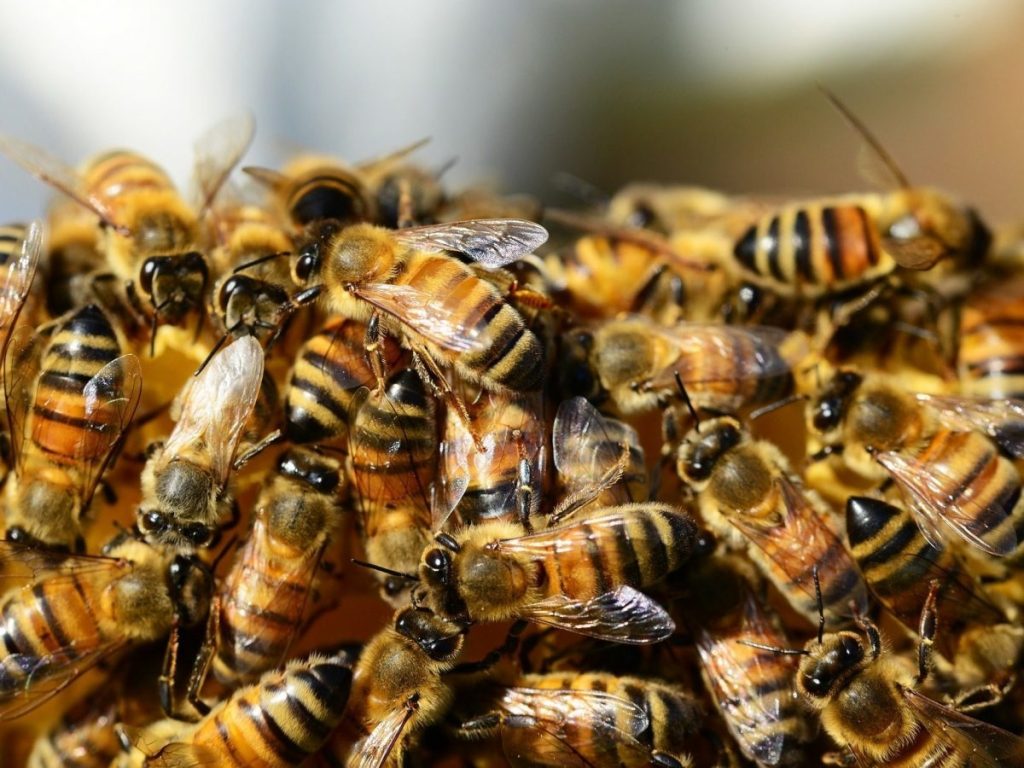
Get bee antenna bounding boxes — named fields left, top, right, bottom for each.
left=749, top=393, right=808, bottom=422
left=350, top=559, right=420, bottom=582
left=737, top=639, right=809, bottom=657
left=232, top=250, right=292, bottom=274
left=813, top=564, right=825, bottom=645
left=674, top=371, right=700, bottom=432
left=435, top=532, right=461, bottom=553
left=435, top=156, right=458, bottom=180
left=818, top=85, right=910, bottom=189
left=195, top=330, right=232, bottom=377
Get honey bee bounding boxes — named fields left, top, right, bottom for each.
left=289, top=218, right=549, bottom=395
left=808, top=368, right=1024, bottom=559
left=437, top=186, right=541, bottom=224
left=559, top=316, right=802, bottom=418
left=137, top=335, right=264, bottom=551
left=4, top=303, right=142, bottom=551
left=115, top=650, right=353, bottom=768
left=28, top=693, right=123, bottom=768
left=457, top=671, right=703, bottom=768
left=789, top=606, right=1024, bottom=765
left=434, top=389, right=546, bottom=531
left=0, top=534, right=212, bottom=720
left=415, top=504, right=709, bottom=643
left=189, top=446, right=345, bottom=695
left=0, top=116, right=254, bottom=333
left=732, top=93, right=991, bottom=300
left=349, top=367, right=436, bottom=604
left=282, top=316, right=403, bottom=448
left=956, top=271, right=1024, bottom=399
left=42, top=197, right=106, bottom=317
left=359, top=142, right=447, bottom=228
left=676, top=415, right=868, bottom=627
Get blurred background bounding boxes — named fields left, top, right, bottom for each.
left=0, top=0, right=1021, bottom=220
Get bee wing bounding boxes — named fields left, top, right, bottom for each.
left=357, top=137, right=431, bottom=174
left=353, top=282, right=494, bottom=353
left=882, top=235, right=947, bottom=271
left=0, top=221, right=41, bottom=358
left=144, top=743, right=221, bottom=768
left=435, top=409, right=471, bottom=531
left=494, top=687, right=650, bottom=768
left=392, top=219, right=548, bottom=268
left=163, top=336, right=264, bottom=485
left=733, top=477, right=868, bottom=618
left=553, top=396, right=644, bottom=504
left=916, top=393, right=1024, bottom=458
left=0, top=541, right=129, bottom=582
left=874, top=446, right=1017, bottom=557
left=352, top=700, right=418, bottom=768
left=519, top=586, right=675, bottom=644
left=192, top=113, right=256, bottom=216
left=2, top=323, right=44, bottom=473
left=0, top=135, right=126, bottom=233
left=0, top=639, right=128, bottom=720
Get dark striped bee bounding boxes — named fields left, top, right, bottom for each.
left=676, top=415, right=868, bottom=628
left=4, top=303, right=142, bottom=551
left=956, top=272, right=1024, bottom=399
left=115, top=650, right=352, bottom=767
left=457, top=672, right=703, bottom=768
left=809, top=368, right=1024, bottom=559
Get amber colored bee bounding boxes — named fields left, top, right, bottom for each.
left=808, top=368, right=1024, bottom=559
left=348, top=367, right=436, bottom=604
left=27, top=693, right=122, bottom=768
left=956, top=272, right=1024, bottom=399
left=0, top=116, right=254, bottom=331
left=560, top=316, right=802, bottom=418
left=191, top=447, right=346, bottom=693
left=4, top=303, right=142, bottom=551
left=289, top=218, right=549, bottom=395
left=434, top=389, right=547, bottom=531
left=677, top=415, right=868, bottom=627
left=282, top=316, right=403, bottom=448
left=136, top=335, right=264, bottom=551
left=791, top=609, right=1024, bottom=766
left=115, top=650, right=352, bottom=768
left=416, top=504, right=709, bottom=643
left=0, top=535, right=211, bottom=720
left=458, top=671, right=703, bottom=768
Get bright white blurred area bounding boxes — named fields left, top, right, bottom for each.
left=0, top=0, right=1021, bottom=219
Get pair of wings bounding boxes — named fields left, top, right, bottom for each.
left=160, top=335, right=264, bottom=486
left=876, top=392, right=1024, bottom=557
left=0, top=115, right=255, bottom=237
left=348, top=218, right=547, bottom=355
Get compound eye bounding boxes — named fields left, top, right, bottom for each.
left=309, top=469, right=339, bottom=493
left=140, top=258, right=161, bottom=296
left=384, top=576, right=407, bottom=597
left=294, top=248, right=319, bottom=283
left=426, top=633, right=460, bottom=661
left=801, top=669, right=830, bottom=698
left=139, top=510, right=166, bottom=534
left=182, top=523, right=213, bottom=547
left=574, top=330, right=594, bottom=351
left=839, top=635, right=864, bottom=665
left=813, top=398, right=841, bottom=432
left=425, top=549, right=447, bottom=572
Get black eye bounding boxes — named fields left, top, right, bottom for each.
left=839, top=636, right=863, bottom=665
left=384, top=577, right=407, bottom=597
left=574, top=331, right=594, bottom=351
left=802, top=669, right=830, bottom=698
left=140, top=258, right=160, bottom=295
left=140, top=510, right=166, bottom=533
left=182, top=523, right=212, bottom=547
left=308, top=469, right=339, bottom=493
left=425, top=549, right=448, bottom=573
left=629, top=203, right=656, bottom=229
left=813, top=398, right=842, bottom=432
left=720, top=424, right=741, bottom=451
left=565, top=364, right=596, bottom=398
left=294, top=247, right=319, bottom=284
left=425, top=633, right=460, bottom=661
left=5, top=526, right=27, bottom=544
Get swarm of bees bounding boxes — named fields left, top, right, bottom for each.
left=2, top=90, right=1024, bottom=768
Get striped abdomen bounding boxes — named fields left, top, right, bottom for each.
left=958, top=276, right=1024, bottom=398
left=284, top=317, right=401, bottom=446
left=191, top=653, right=352, bottom=767
left=733, top=202, right=891, bottom=296
left=82, top=150, right=176, bottom=204
left=398, top=252, right=544, bottom=392
left=288, top=169, right=373, bottom=227
left=26, top=304, right=121, bottom=468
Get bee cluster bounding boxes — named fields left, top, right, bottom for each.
left=1, top=96, right=1024, bottom=767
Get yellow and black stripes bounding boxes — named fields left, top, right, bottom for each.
left=288, top=170, right=373, bottom=227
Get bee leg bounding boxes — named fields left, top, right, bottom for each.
left=914, top=579, right=941, bottom=685
left=185, top=595, right=220, bottom=718
left=447, top=620, right=528, bottom=676
left=159, top=617, right=185, bottom=719
left=515, top=457, right=534, bottom=534
left=233, top=428, right=283, bottom=470
left=821, top=750, right=858, bottom=767
left=411, top=345, right=483, bottom=451
left=396, top=178, right=416, bottom=229
left=949, top=678, right=1014, bottom=713
left=364, top=312, right=389, bottom=391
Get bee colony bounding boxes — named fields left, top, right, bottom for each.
left=1, top=92, right=1024, bottom=767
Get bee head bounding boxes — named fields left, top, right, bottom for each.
left=139, top=251, right=208, bottom=325
left=796, top=631, right=867, bottom=704
left=677, top=417, right=742, bottom=483
left=810, top=369, right=862, bottom=435
left=394, top=607, right=465, bottom=662
left=558, top=329, right=605, bottom=403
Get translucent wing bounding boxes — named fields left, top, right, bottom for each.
left=434, top=405, right=472, bottom=531
left=3, top=323, right=44, bottom=473
left=0, top=640, right=127, bottom=720
left=163, top=336, right=264, bottom=485
left=883, top=235, right=946, bottom=271
left=553, top=396, right=645, bottom=505
left=0, top=221, right=41, bottom=358
left=0, top=135, right=124, bottom=232
left=392, top=219, right=548, bottom=267
left=520, top=586, right=675, bottom=644
left=352, top=699, right=418, bottom=768
left=916, top=393, right=1024, bottom=458
left=358, top=137, right=431, bottom=174
left=494, top=687, right=650, bottom=768
left=875, top=443, right=1016, bottom=557
left=354, top=281, right=496, bottom=353
left=0, top=542, right=129, bottom=582
left=192, top=113, right=256, bottom=215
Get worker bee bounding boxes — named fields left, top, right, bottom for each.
left=190, top=446, right=345, bottom=695
left=0, top=116, right=254, bottom=333
left=434, top=389, right=546, bottom=531
left=732, top=92, right=991, bottom=300
left=4, top=303, right=142, bottom=551
left=415, top=504, right=708, bottom=643
left=28, top=692, right=122, bottom=768
left=349, top=367, right=436, bottom=604
left=808, top=368, right=1024, bottom=558
left=676, top=415, right=868, bottom=627
left=956, top=271, right=1024, bottom=399
left=136, top=335, right=264, bottom=551
left=0, top=534, right=212, bottom=720
left=282, top=316, right=403, bottom=448
left=457, top=671, right=703, bottom=768
left=289, top=218, right=549, bottom=394
left=359, top=140, right=447, bottom=228
left=42, top=197, right=106, bottom=317
left=559, top=316, right=802, bottom=417
left=788, top=603, right=1024, bottom=765
left=115, top=650, right=352, bottom=768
